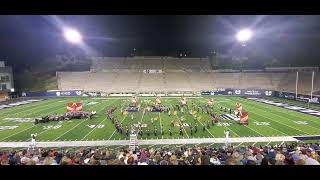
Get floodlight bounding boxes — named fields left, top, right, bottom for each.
left=236, top=29, right=253, bottom=42
left=64, top=28, right=82, bottom=44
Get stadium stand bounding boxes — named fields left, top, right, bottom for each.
left=0, top=143, right=319, bottom=165
left=57, top=57, right=320, bottom=94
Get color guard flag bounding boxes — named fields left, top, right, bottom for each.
left=156, top=96, right=161, bottom=104
left=67, top=102, right=83, bottom=112
left=131, top=95, right=137, bottom=104
left=240, top=112, right=249, bottom=125
left=236, top=102, right=242, bottom=112
left=208, top=98, right=214, bottom=105
left=181, top=96, right=187, bottom=105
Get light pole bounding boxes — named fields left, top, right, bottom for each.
left=235, top=29, right=253, bottom=70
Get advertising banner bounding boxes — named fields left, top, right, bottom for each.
left=274, top=91, right=320, bottom=104
left=22, top=90, right=83, bottom=97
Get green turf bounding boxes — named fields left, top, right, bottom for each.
left=0, top=96, right=320, bottom=142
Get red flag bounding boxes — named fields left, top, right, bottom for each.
left=67, top=102, right=83, bottom=112
left=240, top=112, right=249, bottom=124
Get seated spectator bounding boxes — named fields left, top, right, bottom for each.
left=225, top=158, right=238, bottom=165
left=295, top=159, right=305, bottom=165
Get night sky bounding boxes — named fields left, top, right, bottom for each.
left=1, top=15, right=320, bottom=70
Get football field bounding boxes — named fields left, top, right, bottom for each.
left=0, top=96, right=320, bottom=144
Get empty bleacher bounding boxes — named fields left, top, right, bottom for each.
left=57, top=57, right=320, bottom=94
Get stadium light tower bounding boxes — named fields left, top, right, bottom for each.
left=63, top=27, right=82, bottom=44
left=236, top=29, right=253, bottom=43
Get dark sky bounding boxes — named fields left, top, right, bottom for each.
left=1, top=15, right=320, bottom=69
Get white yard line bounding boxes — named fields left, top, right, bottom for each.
left=2, top=99, right=66, bottom=119
left=0, top=101, right=71, bottom=141
left=252, top=120, right=288, bottom=136
left=20, top=103, right=75, bottom=141
left=80, top=117, right=108, bottom=141
left=0, top=99, right=51, bottom=116
left=172, top=104, right=189, bottom=138
left=2, top=98, right=107, bottom=142
left=140, top=106, right=146, bottom=124
left=106, top=99, right=129, bottom=141
left=0, top=124, right=36, bottom=141
left=194, top=116, right=215, bottom=138
left=221, top=123, right=241, bottom=137
left=244, top=125, right=265, bottom=137
left=234, top=142, right=244, bottom=148
left=79, top=99, right=119, bottom=141
left=247, top=98, right=320, bottom=125
left=51, top=99, right=117, bottom=141
left=249, top=99, right=319, bottom=130
left=53, top=119, right=91, bottom=141
left=107, top=114, right=128, bottom=140
left=242, top=100, right=313, bottom=135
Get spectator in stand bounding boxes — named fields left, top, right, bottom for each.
left=0, top=142, right=320, bottom=165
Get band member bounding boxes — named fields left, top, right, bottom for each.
left=229, top=108, right=232, bottom=114
left=179, top=127, right=183, bottom=136
left=171, top=120, right=174, bottom=127
left=203, top=125, right=206, bottom=132
left=224, top=107, right=227, bottom=112
left=180, top=117, right=184, bottom=124
left=126, top=126, right=129, bottom=137
left=207, top=121, right=210, bottom=129
left=154, top=127, right=158, bottom=136
left=168, top=110, right=171, bottom=116
left=131, top=114, right=134, bottom=120
left=146, top=128, right=150, bottom=136
left=194, top=123, right=198, bottom=133
left=119, top=126, right=123, bottom=134
left=30, top=133, right=37, bottom=149
left=220, top=106, right=223, bottom=111
left=169, top=128, right=172, bottom=136
left=190, top=125, right=193, bottom=136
